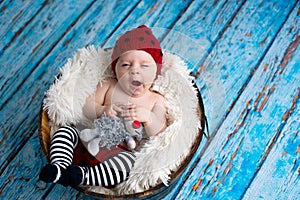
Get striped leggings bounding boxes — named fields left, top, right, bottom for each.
left=50, top=125, right=135, bottom=187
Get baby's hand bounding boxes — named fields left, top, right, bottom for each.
left=121, top=104, right=151, bottom=124
left=103, top=103, right=124, bottom=120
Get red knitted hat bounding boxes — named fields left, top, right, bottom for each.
left=111, top=25, right=163, bottom=76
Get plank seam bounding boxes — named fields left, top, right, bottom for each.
left=171, top=0, right=248, bottom=197
left=239, top=3, right=300, bottom=198
left=158, top=0, right=195, bottom=42
left=204, top=0, right=297, bottom=157
left=0, top=0, right=97, bottom=175
left=241, top=88, right=300, bottom=199
left=0, top=0, right=47, bottom=54
left=174, top=0, right=298, bottom=198
left=101, top=0, right=141, bottom=47
left=0, top=0, right=97, bottom=111
left=40, top=183, right=56, bottom=200
left=195, top=0, right=248, bottom=74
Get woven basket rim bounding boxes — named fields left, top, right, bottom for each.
left=38, top=85, right=206, bottom=199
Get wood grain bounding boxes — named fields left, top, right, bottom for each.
left=0, top=133, right=51, bottom=199
left=196, top=0, right=298, bottom=134
left=174, top=2, right=300, bottom=199
left=0, top=0, right=299, bottom=199
left=244, top=101, right=300, bottom=199
left=0, top=0, right=197, bottom=199
left=0, top=0, right=95, bottom=173
left=0, top=1, right=96, bottom=106
left=0, top=0, right=45, bottom=52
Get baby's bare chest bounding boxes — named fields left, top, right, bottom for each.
left=104, top=87, right=155, bottom=110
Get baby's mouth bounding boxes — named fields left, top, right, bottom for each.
left=131, top=80, right=142, bottom=87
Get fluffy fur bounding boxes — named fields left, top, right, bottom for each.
left=43, top=46, right=201, bottom=195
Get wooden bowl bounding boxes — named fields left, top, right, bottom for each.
left=38, top=84, right=206, bottom=199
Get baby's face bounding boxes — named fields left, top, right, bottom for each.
left=115, top=50, right=157, bottom=97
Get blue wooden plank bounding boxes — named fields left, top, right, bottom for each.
left=0, top=0, right=95, bottom=109
left=103, top=0, right=193, bottom=48
left=0, top=0, right=45, bottom=53
left=160, top=0, right=247, bottom=199
left=174, top=1, right=300, bottom=199
left=243, top=99, right=300, bottom=199
left=0, top=1, right=140, bottom=197
left=43, top=184, right=79, bottom=200
left=193, top=0, right=297, bottom=135
left=0, top=0, right=95, bottom=173
left=0, top=1, right=196, bottom=199
left=161, top=0, right=246, bottom=71
left=0, top=133, right=53, bottom=200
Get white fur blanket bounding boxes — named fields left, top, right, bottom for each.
left=43, top=46, right=201, bottom=195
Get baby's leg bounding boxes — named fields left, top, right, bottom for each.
left=40, top=125, right=79, bottom=185
left=69, top=151, right=135, bottom=187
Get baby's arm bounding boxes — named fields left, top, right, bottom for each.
left=144, top=96, right=167, bottom=136
left=123, top=95, right=167, bottom=136
left=83, top=79, right=121, bottom=119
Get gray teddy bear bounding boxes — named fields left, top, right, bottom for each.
left=79, top=114, right=145, bottom=156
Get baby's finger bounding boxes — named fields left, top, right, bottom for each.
left=129, top=108, right=136, bottom=117
left=119, top=109, right=127, bottom=117
left=105, top=109, right=116, bottom=118
left=112, top=104, right=124, bottom=113
left=121, top=109, right=133, bottom=118
left=108, top=108, right=120, bottom=120
left=125, top=103, right=136, bottom=110
left=112, top=114, right=120, bottom=120
left=114, top=102, right=125, bottom=106
left=124, top=115, right=135, bottom=121
left=128, top=109, right=136, bottom=116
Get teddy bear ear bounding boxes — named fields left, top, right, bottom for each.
left=87, top=138, right=102, bottom=156
left=80, top=128, right=98, bottom=142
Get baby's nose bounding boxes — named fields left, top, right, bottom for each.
left=130, top=66, right=140, bottom=74
left=130, top=70, right=140, bottom=75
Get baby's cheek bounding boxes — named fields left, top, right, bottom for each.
left=144, top=75, right=154, bottom=83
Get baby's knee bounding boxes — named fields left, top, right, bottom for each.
left=54, top=125, right=79, bottom=143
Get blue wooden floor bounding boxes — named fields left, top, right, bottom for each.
left=0, top=0, right=299, bottom=199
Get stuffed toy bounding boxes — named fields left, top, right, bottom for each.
left=79, top=114, right=145, bottom=156
left=124, top=119, right=144, bottom=149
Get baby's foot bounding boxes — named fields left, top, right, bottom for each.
left=68, top=165, right=86, bottom=187
left=39, top=164, right=69, bottom=186
left=39, top=164, right=60, bottom=183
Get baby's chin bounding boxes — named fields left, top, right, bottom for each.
left=130, top=89, right=146, bottom=97
left=129, top=86, right=151, bottom=97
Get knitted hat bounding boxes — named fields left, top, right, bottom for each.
left=111, top=25, right=163, bottom=76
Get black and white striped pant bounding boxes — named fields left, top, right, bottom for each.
left=50, top=125, right=135, bottom=187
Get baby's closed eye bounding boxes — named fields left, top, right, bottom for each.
left=121, top=63, right=131, bottom=67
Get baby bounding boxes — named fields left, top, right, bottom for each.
left=39, top=25, right=167, bottom=187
